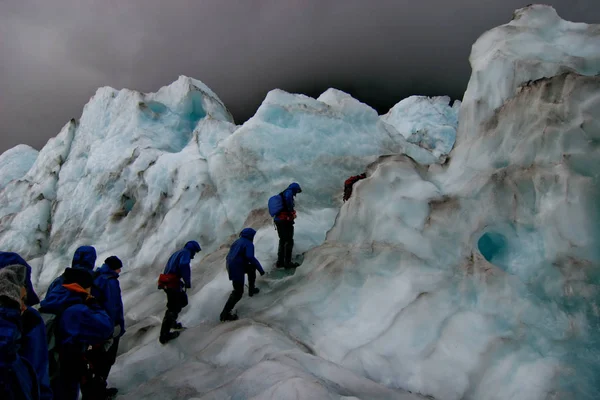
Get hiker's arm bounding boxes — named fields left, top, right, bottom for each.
left=181, top=261, right=192, bottom=289
left=284, top=190, right=295, bottom=211
left=108, top=279, right=126, bottom=336
left=245, top=243, right=265, bottom=275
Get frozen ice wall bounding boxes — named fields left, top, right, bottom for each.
left=0, top=4, right=598, bottom=400
left=382, top=96, right=461, bottom=159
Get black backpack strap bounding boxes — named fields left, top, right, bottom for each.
left=279, top=191, right=288, bottom=211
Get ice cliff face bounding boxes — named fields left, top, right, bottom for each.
left=0, top=4, right=598, bottom=400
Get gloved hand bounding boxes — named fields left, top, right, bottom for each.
left=259, top=270, right=265, bottom=276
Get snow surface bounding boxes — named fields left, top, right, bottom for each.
left=0, top=4, right=599, bottom=400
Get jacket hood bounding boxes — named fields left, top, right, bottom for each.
left=96, top=264, right=119, bottom=278
left=239, top=228, right=257, bottom=240
left=184, top=241, right=201, bottom=253
left=40, top=284, right=86, bottom=314
left=288, top=182, right=302, bottom=194
left=0, top=252, right=40, bottom=307
left=72, top=246, right=97, bottom=270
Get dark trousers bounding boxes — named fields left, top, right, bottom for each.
left=275, top=220, right=294, bottom=267
left=53, top=345, right=84, bottom=400
left=81, top=336, right=120, bottom=399
left=86, top=336, right=120, bottom=379
left=160, top=289, right=188, bottom=341
left=221, top=267, right=256, bottom=316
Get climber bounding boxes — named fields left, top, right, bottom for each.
left=46, top=245, right=97, bottom=295
left=39, top=267, right=114, bottom=400
left=268, top=182, right=302, bottom=269
left=84, top=256, right=125, bottom=399
left=0, top=252, right=40, bottom=306
left=0, top=253, right=52, bottom=400
left=0, top=264, right=41, bottom=400
left=157, top=241, right=201, bottom=344
left=220, top=228, right=265, bottom=321
left=343, top=173, right=366, bottom=202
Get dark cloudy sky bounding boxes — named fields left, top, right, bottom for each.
left=1, top=0, right=599, bottom=154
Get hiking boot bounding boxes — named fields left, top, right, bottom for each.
left=275, top=262, right=285, bottom=269
left=105, top=388, right=118, bottom=399
left=159, top=331, right=180, bottom=345
left=173, top=322, right=185, bottom=330
left=285, top=262, right=300, bottom=269
left=249, top=287, right=260, bottom=297
left=220, top=312, right=239, bottom=322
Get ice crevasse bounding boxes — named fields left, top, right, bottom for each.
left=0, top=4, right=598, bottom=400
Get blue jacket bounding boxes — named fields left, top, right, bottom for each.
left=0, top=307, right=39, bottom=400
left=273, top=183, right=302, bottom=222
left=21, top=307, right=52, bottom=400
left=40, top=283, right=112, bottom=400
left=92, top=264, right=125, bottom=337
left=47, top=246, right=97, bottom=295
left=226, top=228, right=265, bottom=283
left=0, top=252, right=40, bottom=306
left=163, top=241, right=200, bottom=290
left=39, top=284, right=113, bottom=347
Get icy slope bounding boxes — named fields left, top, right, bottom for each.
left=0, top=4, right=597, bottom=400
left=270, top=72, right=600, bottom=400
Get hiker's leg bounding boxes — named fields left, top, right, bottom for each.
left=245, top=264, right=256, bottom=291
left=275, top=221, right=286, bottom=267
left=221, top=281, right=244, bottom=317
left=166, top=289, right=184, bottom=319
left=282, top=223, right=295, bottom=266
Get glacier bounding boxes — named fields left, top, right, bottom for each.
left=0, top=4, right=599, bottom=400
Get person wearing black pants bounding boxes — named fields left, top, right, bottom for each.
left=273, top=182, right=302, bottom=268
left=275, top=220, right=295, bottom=268
left=159, top=288, right=189, bottom=342
left=157, top=241, right=201, bottom=344
left=220, top=228, right=265, bottom=321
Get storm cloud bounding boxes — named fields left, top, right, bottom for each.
left=1, top=0, right=599, bottom=153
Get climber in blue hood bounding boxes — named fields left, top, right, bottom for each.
left=86, top=256, right=125, bottom=399
left=46, top=245, right=97, bottom=295
left=39, top=267, right=113, bottom=400
left=220, top=228, right=265, bottom=322
left=0, top=264, right=40, bottom=400
left=0, top=251, right=40, bottom=306
left=273, top=182, right=302, bottom=269
left=0, top=253, right=52, bottom=400
left=157, top=240, right=201, bottom=344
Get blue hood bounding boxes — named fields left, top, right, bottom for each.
left=40, top=285, right=85, bottom=315
left=0, top=252, right=40, bottom=306
left=71, top=246, right=97, bottom=270
left=288, top=182, right=302, bottom=195
left=239, top=228, right=256, bottom=240
left=184, top=241, right=201, bottom=253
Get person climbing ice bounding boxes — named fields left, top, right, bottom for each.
left=220, top=228, right=265, bottom=322
left=157, top=241, right=201, bottom=344
left=268, top=182, right=302, bottom=269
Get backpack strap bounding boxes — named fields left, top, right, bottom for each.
left=279, top=191, right=288, bottom=211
